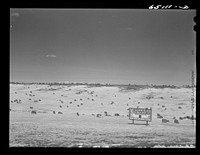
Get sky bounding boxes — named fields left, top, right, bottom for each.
left=10, top=9, right=196, bottom=85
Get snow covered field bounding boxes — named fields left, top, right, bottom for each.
left=9, top=84, right=196, bottom=148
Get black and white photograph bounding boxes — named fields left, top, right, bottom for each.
left=10, top=8, right=196, bottom=148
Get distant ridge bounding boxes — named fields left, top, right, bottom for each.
left=9, top=81, right=195, bottom=88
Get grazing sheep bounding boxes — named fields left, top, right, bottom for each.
left=80, top=99, right=82, bottom=101
left=160, top=97, right=164, bottom=99
left=179, top=117, right=183, bottom=120
left=77, top=112, right=79, bottom=116
left=59, top=105, right=62, bottom=108
left=74, top=99, right=76, bottom=101
left=92, top=114, right=95, bottom=116
left=101, top=103, right=103, bottom=105
left=97, top=114, right=102, bottom=118
left=53, top=111, right=55, bottom=114
left=92, top=99, right=94, bottom=101
left=70, top=102, right=72, bottom=104
left=77, top=105, right=80, bottom=107
left=111, top=101, right=114, bottom=104
left=58, top=112, right=63, bottom=114
left=178, top=106, right=182, bottom=109
left=29, top=98, right=31, bottom=100
left=127, top=104, right=129, bottom=106
left=129, top=98, right=131, bottom=100
left=162, top=118, right=169, bottom=123
left=39, top=99, right=41, bottom=101
left=157, top=114, right=163, bottom=118
left=31, top=110, right=37, bottom=114
left=80, top=103, right=83, bottom=105
left=174, top=119, right=179, bottom=124
left=87, top=98, right=90, bottom=100
left=104, top=111, right=108, bottom=115
left=114, top=113, right=120, bottom=116
left=138, top=102, right=140, bottom=104
left=186, top=116, right=190, bottom=119
left=30, top=107, right=33, bottom=109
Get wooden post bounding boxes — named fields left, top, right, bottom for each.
left=146, top=121, right=148, bottom=125
left=132, top=119, right=134, bottom=124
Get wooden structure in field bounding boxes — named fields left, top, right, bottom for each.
left=128, top=107, right=152, bottom=125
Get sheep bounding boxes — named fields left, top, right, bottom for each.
left=58, top=112, right=63, bottom=114
left=179, top=117, right=183, bottom=120
left=59, top=105, right=62, bottom=108
left=114, top=113, right=120, bottom=116
left=174, top=119, right=179, bottom=124
left=77, top=112, right=79, bottom=116
left=97, top=114, right=102, bottom=118
left=53, top=111, right=55, bottom=114
left=162, top=118, right=169, bottom=123
left=31, top=110, right=37, bottom=114
left=157, top=115, right=163, bottom=118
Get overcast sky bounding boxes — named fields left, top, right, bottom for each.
left=10, top=9, right=196, bottom=85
